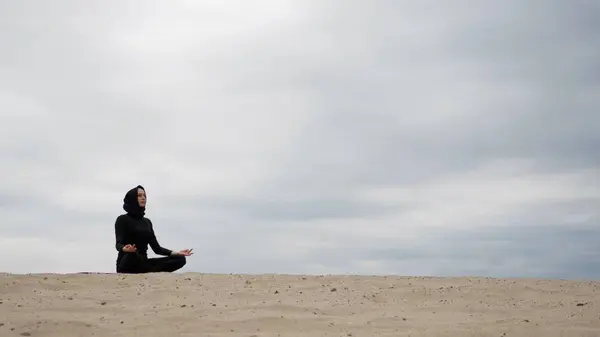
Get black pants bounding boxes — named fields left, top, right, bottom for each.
left=117, top=253, right=186, bottom=274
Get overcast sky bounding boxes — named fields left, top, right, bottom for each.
left=1, top=0, right=598, bottom=279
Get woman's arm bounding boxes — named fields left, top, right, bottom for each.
left=114, top=216, right=127, bottom=252
left=146, top=219, right=173, bottom=256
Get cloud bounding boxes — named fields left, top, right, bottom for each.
left=0, top=0, right=598, bottom=279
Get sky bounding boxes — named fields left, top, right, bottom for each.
left=1, top=0, right=598, bottom=279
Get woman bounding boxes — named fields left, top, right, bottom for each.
left=114, top=185, right=193, bottom=273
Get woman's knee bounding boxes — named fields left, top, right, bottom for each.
left=173, top=255, right=186, bottom=267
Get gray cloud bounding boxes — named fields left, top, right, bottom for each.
left=295, top=206, right=600, bottom=280
left=0, top=0, right=598, bottom=278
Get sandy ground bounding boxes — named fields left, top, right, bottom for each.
left=0, top=272, right=599, bottom=337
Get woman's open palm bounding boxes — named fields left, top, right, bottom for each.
left=123, top=244, right=137, bottom=253
left=179, top=249, right=193, bottom=256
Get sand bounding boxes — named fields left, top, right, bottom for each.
left=0, top=272, right=599, bottom=337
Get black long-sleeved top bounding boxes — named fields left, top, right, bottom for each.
left=115, top=213, right=172, bottom=265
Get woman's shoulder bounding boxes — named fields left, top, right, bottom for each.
left=115, top=214, right=152, bottom=222
left=115, top=213, right=136, bottom=223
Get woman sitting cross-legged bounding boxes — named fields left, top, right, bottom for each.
left=114, top=185, right=193, bottom=274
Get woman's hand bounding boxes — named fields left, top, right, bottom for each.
left=177, top=248, right=194, bottom=256
left=123, top=244, right=137, bottom=253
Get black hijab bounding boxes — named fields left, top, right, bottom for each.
left=123, top=185, right=146, bottom=217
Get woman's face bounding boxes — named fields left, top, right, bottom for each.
left=137, top=188, right=146, bottom=207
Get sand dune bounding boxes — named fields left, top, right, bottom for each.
left=0, top=272, right=599, bottom=336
